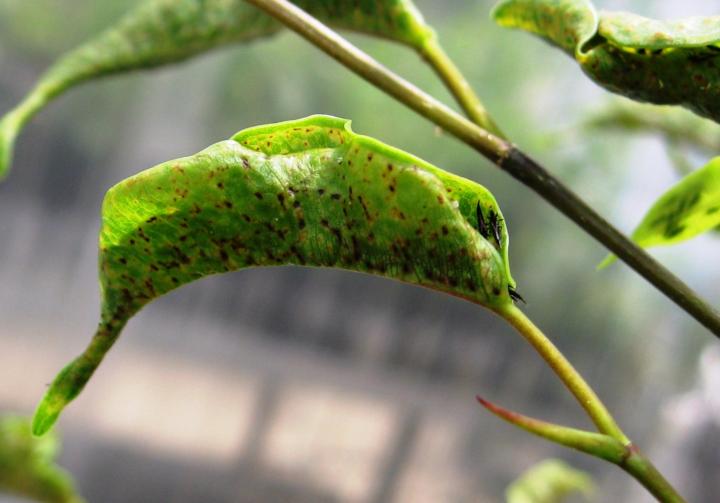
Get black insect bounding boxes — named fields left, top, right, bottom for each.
left=508, top=285, right=526, bottom=304
left=476, top=202, right=490, bottom=239
left=488, top=210, right=503, bottom=246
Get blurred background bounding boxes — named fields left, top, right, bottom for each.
left=1, top=0, right=719, bottom=501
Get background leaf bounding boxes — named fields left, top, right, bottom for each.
left=493, top=0, right=720, bottom=124
left=584, top=99, right=720, bottom=156
left=601, top=156, right=720, bottom=267
left=0, top=416, right=84, bottom=503
left=0, top=0, right=434, bottom=179
left=32, top=115, right=514, bottom=436
left=506, top=458, right=594, bottom=503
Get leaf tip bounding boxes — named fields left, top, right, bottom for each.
left=31, top=353, right=99, bottom=437
left=31, top=406, right=59, bottom=437
left=476, top=394, right=521, bottom=423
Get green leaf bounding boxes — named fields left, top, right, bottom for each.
left=33, top=115, right=516, bottom=435
left=0, top=416, right=84, bottom=503
left=493, top=0, right=720, bottom=123
left=506, top=459, right=595, bottom=503
left=600, top=156, right=720, bottom=268
left=492, top=0, right=597, bottom=56
left=0, top=0, right=434, bottom=180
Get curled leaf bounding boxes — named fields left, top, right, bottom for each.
left=0, top=416, right=84, bottom=503
left=33, top=115, right=515, bottom=435
left=0, top=0, right=434, bottom=179
left=493, top=0, right=720, bottom=123
left=600, top=156, right=720, bottom=267
left=506, top=459, right=594, bottom=503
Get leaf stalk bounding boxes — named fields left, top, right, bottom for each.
left=418, top=36, right=505, bottom=138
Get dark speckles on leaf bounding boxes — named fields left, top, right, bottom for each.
left=664, top=224, right=686, bottom=238
left=49, top=117, right=513, bottom=440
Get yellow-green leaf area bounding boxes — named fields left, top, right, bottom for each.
left=33, top=115, right=515, bottom=437
left=492, top=0, right=597, bottom=56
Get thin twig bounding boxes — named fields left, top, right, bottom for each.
left=418, top=36, right=506, bottom=138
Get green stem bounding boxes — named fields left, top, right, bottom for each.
left=497, top=303, right=627, bottom=442
left=621, top=447, right=687, bottom=503
left=418, top=37, right=505, bottom=139
left=479, top=395, right=686, bottom=502
left=494, top=304, right=686, bottom=502
left=244, top=0, right=720, bottom=340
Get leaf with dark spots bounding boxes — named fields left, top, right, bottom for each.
left=32, top=115, right=515, bottom=435
left=493, top=0, right=720, bottom=123
left=0, top=0, right=434, bottom=179
left=600, top=156, right=720, bottom=267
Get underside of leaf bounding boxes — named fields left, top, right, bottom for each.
left=33, top=115, right=514, bottom=435
left=493, top=0, right=720, bottom=123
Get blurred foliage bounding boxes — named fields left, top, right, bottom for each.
left=0, top=0, right=139, bottom=56
left=505, top=459, right=594, bottom=503
left=0, top=416, right=84, bottom=503
left=600, top=156, right=720, bottom=268
left=585, top=99, right=720, bottom=156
